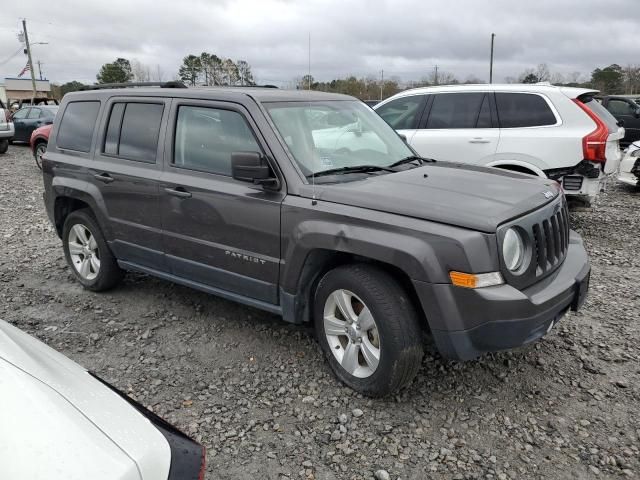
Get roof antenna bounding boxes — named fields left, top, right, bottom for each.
left=309, top=31, right=318, bottom=206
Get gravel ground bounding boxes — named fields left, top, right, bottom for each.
left=1, top=145, right=639, bottom=480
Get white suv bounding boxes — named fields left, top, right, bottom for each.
left=0, top=101, right=14, bottom=154
left=374, top=84, right=624, bottom=204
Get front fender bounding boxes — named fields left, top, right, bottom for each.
left=280, top=198, right=500, bottom=294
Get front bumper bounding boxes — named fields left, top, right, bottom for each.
left=0, top=122, right=14, bottom=139
left=414, top=230, right=590, bottom=360
left=617, top=153, right=640, bottom=186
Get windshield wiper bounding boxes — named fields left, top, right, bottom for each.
left=388, top=155, right=435, bottom=169
left=308, top=165, right=396, bottom=179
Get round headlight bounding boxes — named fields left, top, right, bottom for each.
left=503, top=228, right=524, bottom=272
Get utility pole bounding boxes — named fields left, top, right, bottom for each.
left=307, top=32, right=311, bottom=91
left=434, top=65, right=439, bottom=85
left=489, top=33, right=496, bottom=84
left=37, top=60, right=43, bottom=80
left=380, top=69, right=384, bottom=101
left=22, top=19, right=38, bottom=105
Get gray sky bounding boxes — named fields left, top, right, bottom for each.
left=1, top=0, right=638, bottom=86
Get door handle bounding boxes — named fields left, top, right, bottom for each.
left=469, top=138, right=491, bottom=144
left=164, top=187, right=192, bottom=199
left=94, top=173, right=115, bottom=184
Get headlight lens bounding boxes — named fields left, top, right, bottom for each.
left=503, top=228, right=525, bottom=271
left=630, top=149, right=640, bottom=158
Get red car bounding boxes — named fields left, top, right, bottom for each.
left=30, top=123, right=52, bottom=169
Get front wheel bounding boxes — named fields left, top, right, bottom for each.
left=62, top=209, right=123, bottom=291
left=314, top=264, right=424, bottom=397
left=34, top=141, right=47, bottom=169
left=0, top=139, right=8, bottom=154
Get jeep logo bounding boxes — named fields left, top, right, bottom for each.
left=542, top=191, right=555, bottom=199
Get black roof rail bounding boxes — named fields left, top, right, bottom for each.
left=81, top=81, right=187, bottom=91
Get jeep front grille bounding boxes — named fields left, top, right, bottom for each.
left=531, top=202, right=570, bottom=276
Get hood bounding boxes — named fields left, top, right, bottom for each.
left=0, top=357, right=140, bottom=480
left=301, top=162, right=561, bottom=232
left=0, top=320, right=170, bottom=480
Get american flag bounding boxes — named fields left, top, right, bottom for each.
left=18, top=62, right=30, bottom=78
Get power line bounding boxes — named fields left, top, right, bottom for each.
left=0, top=46, right=23, bottom=66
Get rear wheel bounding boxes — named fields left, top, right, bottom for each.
left=314, top=264, right=424, bottom=397
left=34, top=141, right=47, bottom=169
left=62, top=209, right=123, bottom=291
left=0, top=139, right=8, bottom=154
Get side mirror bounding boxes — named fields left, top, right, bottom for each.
left=634, top=107, right=640, bottom=119
left=398, top=133, right=408, bottom=143
left=231, top=152, right=279, bottom=188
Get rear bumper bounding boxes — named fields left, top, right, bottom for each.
left=414, top=230, right=590, bottom=360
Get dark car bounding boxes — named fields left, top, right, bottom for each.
left=599, top=95, right=640, bottom=147
left=30, top=123, right=52, bottom=169
left=41, top=83, right=590, bottom=397
left=11, top=105, right=58, bottom=143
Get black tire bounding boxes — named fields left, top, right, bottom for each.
left=34, top=141, right=47, bottom=169
left=0, top=139, right=8, bottom=154
left=314, top=264, right=424, bottom=397
left=62, top=209, right=123, bottom=291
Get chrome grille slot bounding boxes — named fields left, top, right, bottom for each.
left=532, top=202, right=569, bottom=276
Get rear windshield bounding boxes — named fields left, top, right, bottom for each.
left=581, top=97, right=619, bottom=133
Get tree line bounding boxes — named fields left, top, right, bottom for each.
left=50, top=59, right=640, bottom=100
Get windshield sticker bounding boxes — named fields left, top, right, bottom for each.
left=320, top=156, right=333, bottom=168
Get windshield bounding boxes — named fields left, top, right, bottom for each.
left=264, top=100, right=414, bottom=180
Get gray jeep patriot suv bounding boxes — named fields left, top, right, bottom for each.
left=42, top=83, right=590, bottom=396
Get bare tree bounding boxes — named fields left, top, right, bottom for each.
left=427, top=70, right=458, bottom=85
left=535, top=63, right=550, bottom=82
left=463, top=75, right=485, bottom=84
left=566, top=71, right=583, bottom=84
left=550, top=72, right=565, bottom=85
left=623, top=64, right=640, bottom=94
left=150, top=64, right=164, bottom=82
left=131, top=59, right=150, bottom=82
left=236, top=60, right=255, bottom=86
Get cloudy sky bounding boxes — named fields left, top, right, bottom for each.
left=1, top=0, right=637, bottom=86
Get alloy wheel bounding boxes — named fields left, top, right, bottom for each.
left=323, top=289, right=381, bottom=378
left=68, top=224, right=100, bottom=281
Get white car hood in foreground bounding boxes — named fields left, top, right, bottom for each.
left=0, top=320, right=171, bottom=480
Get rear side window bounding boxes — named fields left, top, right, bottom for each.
left=57, top=101, right=101, bottom=152
left=173, top=105, right=261, bottom=176
left=426, top=93, right=487, bottom=129
left=27, top=108, right=41, bottom=119
left=103, top=102, right=164, bottom=163
left=375, top=95, right=425, bottom=130
left=495, top=93, right=557, bottom=128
